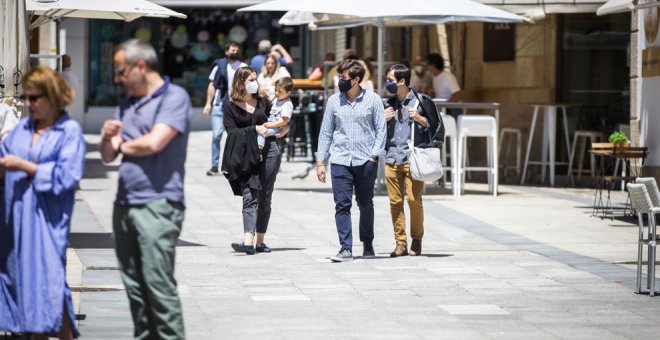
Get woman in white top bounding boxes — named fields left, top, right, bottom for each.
left=258, top=53, right=291, bottom=100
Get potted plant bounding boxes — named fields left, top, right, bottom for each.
left=608, top=131, right=629, bottom=147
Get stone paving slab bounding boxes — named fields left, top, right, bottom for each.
left=66, top=132, right=660, bottom=339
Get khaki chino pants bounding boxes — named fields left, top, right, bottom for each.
left=385, top=163, right=425, bottom=246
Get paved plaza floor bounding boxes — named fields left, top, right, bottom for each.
left=66, top=131, right=660, bottom=339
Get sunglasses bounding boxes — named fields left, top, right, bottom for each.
left=20, top=94, right=46, bottom=103
left=114, top=65, right=134, bottom=77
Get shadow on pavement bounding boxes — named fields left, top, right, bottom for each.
left=68, top=232, right=203, bottom=249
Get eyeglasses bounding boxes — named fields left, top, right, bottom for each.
left=114, top=65, right=134, bottom=77
left=19, top=94, right=46, bottom=103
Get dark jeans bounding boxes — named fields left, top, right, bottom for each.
left=330, top=161, right=378, bottom=250
left=241, top=139, right=281, bottom=234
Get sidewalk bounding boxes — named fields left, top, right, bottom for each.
left=69, top=131, right=659, bottom=339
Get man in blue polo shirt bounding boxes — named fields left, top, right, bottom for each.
left=100, top=39, right=192, bottom=339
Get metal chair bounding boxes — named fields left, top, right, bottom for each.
left=627, top=182, right=660, bottom=296
left=636, top=177, right=660, bottom=207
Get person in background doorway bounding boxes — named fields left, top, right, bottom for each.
left=100, top=39, right=192, bottom=339
left=308, top=52, right=335, bottom=81
left=203, top=41, right=247, bottom=176
left=250, top=40, right=293, bottom=74
left=0, top=66, right=84, bottom=339
left=409, top=56, right=433, bottom=94
left=425, top=53, right=461, bottom=102
left=61, top=54, right=79, bottom=96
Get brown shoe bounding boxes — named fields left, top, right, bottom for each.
left=409, top=239, right=422, bottom=256
left=390, top=244, right=408, bottom=257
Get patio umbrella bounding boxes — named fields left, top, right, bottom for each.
left=26, top=0, right=188, bottom=30
left=1, top=0, right=29, bottom=96
left=1, top=0, right=187, bottom=97
left=238, top=0, right=525, bottom=93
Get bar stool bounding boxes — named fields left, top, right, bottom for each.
left=567, top=130, right=602, bottom=182
left=521, top=104, right=571, bottom=186
left=440, top=114, right=459, bottom=196
left=457, top=115, right=498, bottom=196
left=498, top=127, right=523, bottom=177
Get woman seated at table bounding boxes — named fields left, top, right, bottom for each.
left=258, top=52, right=291, bottom=101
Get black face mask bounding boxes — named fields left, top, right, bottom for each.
left=228, top=52, right=240, bottom=61
left=338, top=78, right=354, bottom=93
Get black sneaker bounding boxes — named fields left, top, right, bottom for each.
left=330, top=248, right=353, bottom=262
left=231, top=242, right=256, bottom=255
left=206, top=167, right=219, bottom=176
left=363, top=243, right=375, bottom=257
left=255, top=243, right=271, bottom=253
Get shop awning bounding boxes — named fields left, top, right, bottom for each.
left=597, top=0, right=660, bottom=16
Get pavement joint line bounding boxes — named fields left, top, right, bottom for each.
left=438, top=304, right=511, bottom=315
left=426, top=198, right=646, bottom=291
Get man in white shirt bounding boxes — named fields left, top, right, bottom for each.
left=203, top=42, right=247, bottom=176
left=425, top=53, right=461, bottom=102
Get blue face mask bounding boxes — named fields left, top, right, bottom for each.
left=385, top=80, right=399, bottom=94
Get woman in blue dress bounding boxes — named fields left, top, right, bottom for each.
left=0, top=66, right=84, bottom=339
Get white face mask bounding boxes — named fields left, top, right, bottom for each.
left=246, top=81, right=259, bottom=94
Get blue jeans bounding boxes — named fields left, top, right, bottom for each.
left=211, top=104, right=225, bottom=168
left=330, top=161, right=378, bottom=250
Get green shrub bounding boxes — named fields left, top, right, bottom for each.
left=608, top=131, right=628, bottom=146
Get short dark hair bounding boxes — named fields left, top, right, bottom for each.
left=225, top=41, right=241, bottom=52
left=275, top=77, right=294, bottom=93
left=337, top=59, right=365, bottom=83
left=388, top=64, right=411, bottom=87
left=425, top=53, right=444, bottom=69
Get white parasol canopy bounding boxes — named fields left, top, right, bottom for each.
left=1, top=0, right=29, bottom=96
left=239, top=0, right=526, bottom=93
left=26, top=0, right=188, bottom=30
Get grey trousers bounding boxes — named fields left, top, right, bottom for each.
left=112, top=199, right=185, bottom=340
left=242, top=139, right=281, bottom=234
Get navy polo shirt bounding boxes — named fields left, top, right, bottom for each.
left=114, top=77, right=192, bottom=206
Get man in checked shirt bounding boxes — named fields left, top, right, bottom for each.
left=316, top=59, right=387, bottom=262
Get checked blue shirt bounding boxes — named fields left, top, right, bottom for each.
left=316, top=88, right=387, bottom=166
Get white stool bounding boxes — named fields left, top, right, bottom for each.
left=457, top=115, right=498, bottom=196
left=498, top=127, right=523, bottom=177
left=440, top=114, right=459, bottom=196
left=567, top=130, right=602, bottom=182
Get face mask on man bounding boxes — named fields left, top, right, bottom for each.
left=385, top=80, right=399, bottom=94
left=246, top=81, right=259, bottom=94
left=228, top=52, right=240, bottom=61
left=338, top=78, right=354, bottom=93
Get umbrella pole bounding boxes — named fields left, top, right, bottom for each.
left=377, top=18, right=384, bottom=96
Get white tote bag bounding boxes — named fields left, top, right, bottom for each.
left=408, top=101, right=443, bottom=182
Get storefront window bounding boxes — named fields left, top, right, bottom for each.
left=559, top=13, right=630, bottom=133
left=87, top=9, right=298, bottom=107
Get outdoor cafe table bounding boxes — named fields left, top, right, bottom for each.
left=590, top=145, right=648, bottom=219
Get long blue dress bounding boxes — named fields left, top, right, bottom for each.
left=0, top=112, right=84, bottom=337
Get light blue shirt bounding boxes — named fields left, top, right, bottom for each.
left=316, top=88, right=387, bottom=166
